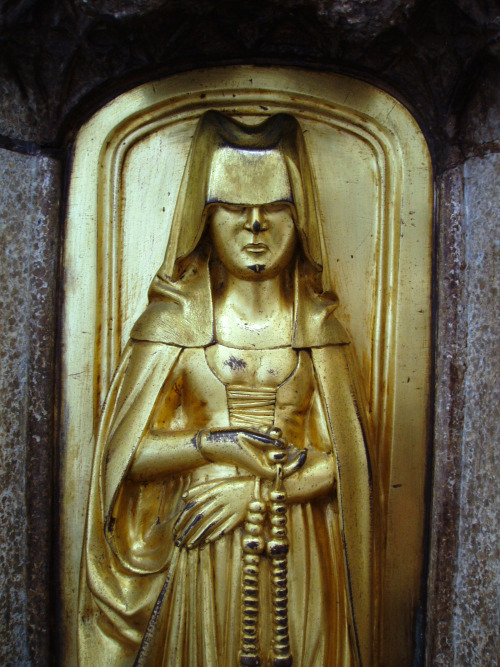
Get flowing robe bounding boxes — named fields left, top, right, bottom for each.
left=79, top=254, right=373, bottom=667
left=79, top=345, right=372, bottom=667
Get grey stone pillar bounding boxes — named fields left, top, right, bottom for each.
left=427, top=67, right=500, bottom=665
left=0, top=149, right=60, bottom=664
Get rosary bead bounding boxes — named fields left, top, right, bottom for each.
left=244, top=598, right=259, bottom=608
left=244, top=522, right=263, bottom=536
left=270, top=515, right=286, bottom=527
left=248, top=500, right=266, bottom=513
left=244, top=554, right=260, bottom=565
left=239, top=657, right=261, bottom=667
left=243, top=626, right=257, bottom=638
left=273, top=640, right=290, bottom=652
left=243, top=585, right=259, bottom=597
left=270, top=502, right=287, bottom=515
left=272, top=576, right=287, bottom=587
left=244, top=576, right=258, bottom=586
left=243, top=535, right=265, bottom=554
left=266, top=539, right=289, bottom=556
left=272, top=657, right=292, bottom=667
left=275, top=598, right=288, bottom=609
left=241, top=651, right=259, bottom=662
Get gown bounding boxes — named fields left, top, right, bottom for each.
left=120, top=343, right=354, bottom=666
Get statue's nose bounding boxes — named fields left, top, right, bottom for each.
left=244, top=207, right=267, bottom=233
left=252, top=219, right=262, bottom=234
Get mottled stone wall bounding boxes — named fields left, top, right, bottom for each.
left=427, top=67, right=500, bottom=665
left=456, top=153, right=499, bottom=663
left=0, top=150, right=60, bottom=664
left=0, top=0, right=498, bottom=664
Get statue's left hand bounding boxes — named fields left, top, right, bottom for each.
left=173, top=477, right=254, bottom=549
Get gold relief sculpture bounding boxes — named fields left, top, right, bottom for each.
left=61, top=67, right=432, bottom=667
left=79, top=111, right=372, bottom=666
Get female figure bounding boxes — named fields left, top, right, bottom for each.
left=79, top=111, right=372, bottom=667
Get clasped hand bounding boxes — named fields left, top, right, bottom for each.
left=173, top=428, right=308, bottom=549
left=174, top=477, right=254, bottom=549
left=197, top=427, right=306, bottom=480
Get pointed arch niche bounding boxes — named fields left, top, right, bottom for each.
left=60, top=66, right=432, bottom=665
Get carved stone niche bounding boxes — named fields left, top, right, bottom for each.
left=60, top=66, right=432, bottom=666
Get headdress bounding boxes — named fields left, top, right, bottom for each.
left=160, top=111, right=326, bottom=280
left=132, top=111, right=348, bottom=348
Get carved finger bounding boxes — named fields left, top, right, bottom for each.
left=267, top=449, right=288, bottom=464
left=179, top=483, right=226, bottom=511
left=185, top=508, right=228, bottom=549
left=267, top=426, right=283, bottom=440
left=182, top=480, right=225, bottom=502
left=283, top=449, right=308, bottom=477
left=240, top=431, right=278, bottom=450
left=239, top=438, right=276, bottom=478
left=174, top=498, right=214, bottom=539
left=174, top=496, right=220, bottom=541
left=206, top=515, right=240, bottom=543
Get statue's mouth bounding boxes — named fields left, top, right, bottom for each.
left=244, top=243, right=268, bottom=254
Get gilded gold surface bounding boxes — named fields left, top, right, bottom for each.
left=61, top=67, right=433, bottom=666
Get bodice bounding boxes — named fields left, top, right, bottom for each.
left=150, top=345, right=331, bottom=465
left=204, top=344, right=298, bottom=431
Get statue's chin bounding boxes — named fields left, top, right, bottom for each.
left=220, top=255, right=292, bottom=282
left=229, top=264, right=282, bottom=282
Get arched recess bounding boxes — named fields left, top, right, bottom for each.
left=60, top=65, right=432, bottom=665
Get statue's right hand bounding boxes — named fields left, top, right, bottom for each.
left=197, top=428, right=276, bottom=479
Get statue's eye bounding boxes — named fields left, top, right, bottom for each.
left=262, top=202, right=291, bottom=215
left=221, top=204, right=246, bottom=215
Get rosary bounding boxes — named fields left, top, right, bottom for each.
left=239, top=427, right=292, bottom=667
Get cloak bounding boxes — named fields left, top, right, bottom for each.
left=79, top=111, right=373, bottom=667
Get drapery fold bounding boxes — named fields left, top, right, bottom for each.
left=79, top=111, right=372, bottom=667
left=79, top=341, right=372, bottom=667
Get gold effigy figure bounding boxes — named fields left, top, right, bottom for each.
left=79, top=111, right=373, bottom=666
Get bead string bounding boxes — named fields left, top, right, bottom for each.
left=239, top=430, right=293, bottom=667
left=240, top=478, right=266, bottom=666
left=267, top=465, right=292, bottom=667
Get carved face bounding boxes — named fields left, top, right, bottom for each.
left=208, top=202, right=297, bottom=280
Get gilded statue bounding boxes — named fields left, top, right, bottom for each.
left=79, top=111, right=373, bottom=666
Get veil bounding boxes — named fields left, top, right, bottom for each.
left=131, top=111, right=349, bottom=349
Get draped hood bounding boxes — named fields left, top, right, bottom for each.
left=131, top=110, right=348, bottom=348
